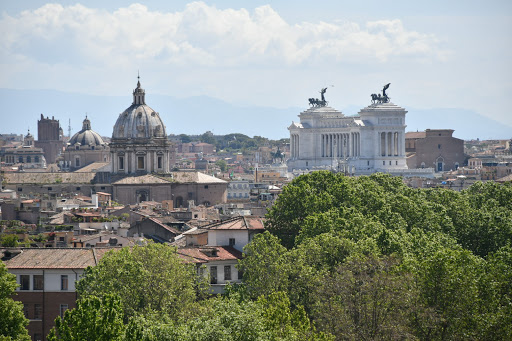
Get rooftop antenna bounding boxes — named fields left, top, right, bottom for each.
left=68, top=118, right=71, bottom=138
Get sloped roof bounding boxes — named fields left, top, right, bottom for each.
left=177, top=246, right=243, bottom=263
left=4, top=248, right=115, bottom=269
left=113, top=174, right=171, bottom=185
left=147, top=217, right=181, bottom=235
left=405, top=132, right=427, bottom=139
left=171, top=171, right=226, bottom=184
left=497, top=174, right=512, bottom=183
left=206, top=216, right=265, bottom=230
left=4, top=172, right=96, bottom=184
left=74, top=162, right=110, bottom=173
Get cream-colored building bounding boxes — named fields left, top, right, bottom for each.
left=287, top=92, right=433, bottom=177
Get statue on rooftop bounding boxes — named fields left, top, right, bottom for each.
left=308, top=88, right=329, bottom=107
left=371, top=83, right=391, bottom=104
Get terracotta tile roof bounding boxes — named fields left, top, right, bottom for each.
left=3, top=248, right=116, bottom=269
left=171, top=171, right=227, bottom=184
left=177, top=246, right=242, bottom=263
left=113, top=174, right=171, bottom=185
left=497, top=174, right=512, bottom=182
left=206, top=216, right=265, bottom=231
left=74, top=162, right=110, bottom=173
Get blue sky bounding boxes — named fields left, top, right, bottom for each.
left=1, top=1, right=511, bottom=133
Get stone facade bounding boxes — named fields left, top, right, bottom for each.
left=110, top=78, right=172, bottom=174
left=405, top=129, right=464, bottom=172
left=63, top=116, right=110, bottom=170
left=288, top=102, right=409, bottom=175
left=35, top=114, right=63, bottom=164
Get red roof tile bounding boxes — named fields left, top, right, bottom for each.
left=177, top=246, right=243, bottom=263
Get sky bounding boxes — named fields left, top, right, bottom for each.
left=1, top=0, right=511, bottom=135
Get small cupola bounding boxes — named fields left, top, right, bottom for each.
left=133, top=73, right=146, bottom=105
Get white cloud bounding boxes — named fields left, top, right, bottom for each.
left=0, top=2, right=445, bottom=69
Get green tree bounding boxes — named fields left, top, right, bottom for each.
left=215, top=159, right=227, bottom=172
left=0, top=262, right=30, bottom=341
left=238, top=231, right=290, bottom=299
left=311, top=255, right=418, bottom=340
left=47, top=295, right=125, bottom=341
left=1, top=234, right=18, bottom=247
left=178, top=134, right=191, bottom=143
left=199, top=131, right=215, bottom=145
left=76, top=243, right=204, bottom=320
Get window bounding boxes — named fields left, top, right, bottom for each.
left=34, top=304, right=42, bottom=319
left=20, top=275, right=30, bottom=290
left=204, top=185, right=208, bottom=189
left=33, top=275, right=44, bottom=290
left=19, top=156, right=23, bottom=163
left=18, top=187, right=22, bottom=192
left=76, top=187, right=81, bottom=191
left=383, top=161, right=385, bottom=166
left=396, top=161, right=398, bottom=165
left=224, top=265, right=232, bottom=281
left=60, top=304, right=68, bottom=318
left=75, top=157, right=80, bottom=167
left=438, top=144, right=441, bottom=149
left=229, top=238, right=235, bottom=247
left=389, top=161, right=391, bottom=165
left=158, top=156, right=162, bottom=169
left=34, top=333, right=42, bottom=341
left=23, top=304, right=29, bottom=318
left=27, top=156, right=31, bottom=163
left=48, top=187, right=52, bottom=191
left=61, top=275, right=68, bottom=290
left=91, top=146, right=95, bottom=150
left=75, top=145, right=79, bottom=150
left=118, top=156, right=124, bottom=170
left=137, top=156, right=145, bottom=169
left=238, top=269, right=243, bottom=280
left=210, top=266, right=217, bottom=284
left=367, top=161, right=370, bottom=166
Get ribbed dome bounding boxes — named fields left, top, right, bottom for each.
left=112, top=79, right=167, bottom=139
left=69, top=116, right=105, bottom=146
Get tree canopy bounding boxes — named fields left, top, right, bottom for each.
left=0, top=262, right=30, bottom=341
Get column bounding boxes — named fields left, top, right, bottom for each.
left=295, top=134, right=300, bottom=158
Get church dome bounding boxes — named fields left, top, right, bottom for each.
left=69, top=116, right=105, bottom=146
left=112, top=78, right=167, bottom=139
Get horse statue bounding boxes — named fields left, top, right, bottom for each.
left=308, top=88, right=329, bottom=107
left=370, top=83, right=391, bottom=104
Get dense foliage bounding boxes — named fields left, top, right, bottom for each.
left=0, top=262, right=30, bottom=341
left=243, top=171, right=512, bottom=339
left=47, top=172, right=512, bottom=340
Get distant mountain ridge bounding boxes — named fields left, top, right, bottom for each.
left=0, top=88, right=510, bottom=141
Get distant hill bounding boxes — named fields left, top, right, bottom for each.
left=0, top=88, right=510, bottom=141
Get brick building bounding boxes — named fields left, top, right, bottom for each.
left=35, top=115, right=64, bottom=164
left=3, top=248, right=113, bottom=341
left=406, top=129, right=465, bottom=172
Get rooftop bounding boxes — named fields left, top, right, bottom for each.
left=177, top=246, right=243, bottom=263
left=3, top=248, right=115, bottom=269
left=206, top=215, right=265, bottom=230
